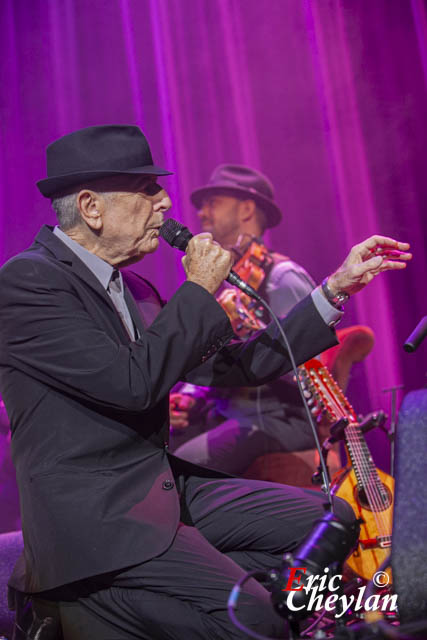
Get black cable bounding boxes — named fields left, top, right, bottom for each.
left=299, top=608, right=329, bottom=637
left=256, top=294, right=333, bottom=509
left=227, top=570, right=284, bottom=640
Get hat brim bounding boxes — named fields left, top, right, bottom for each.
left=37, top=165, right=173, bottom=198
left=190, top=184, right=282, bottom=229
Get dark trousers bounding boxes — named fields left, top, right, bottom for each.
left=46, top=475, right=354, bottom=639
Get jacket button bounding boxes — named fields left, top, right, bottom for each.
left=162, top=480, right=174, bottom=490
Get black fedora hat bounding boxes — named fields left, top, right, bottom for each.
left=191, top=164, right=282, bottom=228
left=37, top=125, right=172, bottom=198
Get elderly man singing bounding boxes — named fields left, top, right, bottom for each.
left=0, top=125, right=411, bottom=640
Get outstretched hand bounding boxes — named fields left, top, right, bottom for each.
left=327, top=235, right=412, bottom=297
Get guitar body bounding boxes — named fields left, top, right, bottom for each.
left=332, top=466, right=394, bottom=581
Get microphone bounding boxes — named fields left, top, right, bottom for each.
left=404, top=316, right=427, bottom=353
left=270, top=508, right=360, bottom=622
left=159, top=218, right=262, bottom=301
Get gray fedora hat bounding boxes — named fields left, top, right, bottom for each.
left=191, top=164, right=282, bottom=228
left=37, top=125, right=172, bottom=198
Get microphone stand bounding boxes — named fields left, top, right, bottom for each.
left=381, top=385, right=404, bottom=477
left=311, top=417, right=348, bottom=488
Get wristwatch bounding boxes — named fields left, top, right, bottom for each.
left=321, top=277, right=350, bottom=310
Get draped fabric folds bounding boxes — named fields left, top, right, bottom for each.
left=1, top=0, right=426, bottom=469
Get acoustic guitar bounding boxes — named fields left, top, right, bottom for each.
left=299, top=358, right=393, bottom=581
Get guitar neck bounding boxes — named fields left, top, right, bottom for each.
left=345, top=422, right=383, bottom=493
left=300, top=359, right=394, bottom=564
left=300, top=359, right=382, bottom=492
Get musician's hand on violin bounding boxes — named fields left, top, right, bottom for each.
left=217, top=288, right=266, bottom=338
left=327, top=235, right=412, bottom=297
left=169, top=392, right=196, bottom=430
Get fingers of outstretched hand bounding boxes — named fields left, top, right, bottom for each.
left=353, top=235, right=411, bottom=260
left=351, top=255, right=383, bottom=277
left=328, top=235, right=411, bottom=298
left=355, top=253, right=409, bottom=280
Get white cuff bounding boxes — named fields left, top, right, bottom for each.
left=311, top=286, right=344, bottom=327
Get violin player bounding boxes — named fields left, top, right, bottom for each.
left=169, top=164, right=339, bottom=474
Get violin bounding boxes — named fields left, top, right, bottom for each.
left=217, top=235, right=273, bottom=337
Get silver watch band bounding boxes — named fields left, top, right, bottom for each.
left=321, top=277, right=350, bottom=309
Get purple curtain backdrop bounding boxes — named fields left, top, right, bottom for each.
left=1, top=0, right=426, bottom=474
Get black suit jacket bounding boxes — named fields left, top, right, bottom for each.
left=0, top=226, right=337, bottom=593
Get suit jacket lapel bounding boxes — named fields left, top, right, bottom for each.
left=34, top=226, right=132, bottom=343
left=122, top=272, right=164, bottom=336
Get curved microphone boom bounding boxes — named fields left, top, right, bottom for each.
left=159, top=218, right=262, bottom=301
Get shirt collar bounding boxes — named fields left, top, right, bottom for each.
left=53, top=226, right=117, bottom=292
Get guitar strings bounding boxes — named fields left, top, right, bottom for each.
left=306, top=362, right=389, bottom=535
left=323, top=380, right=389, bottom=539
left=345, top=425, right=390, bottom=539
left=349, top=427, right=391, bottom=541
left=311, top=372, right=384, bottom=529
left=330, top=388, right=390, bottom=540
left=310, top=367, right=390, bottom=540
left=325, top=388, right=388, bottom=538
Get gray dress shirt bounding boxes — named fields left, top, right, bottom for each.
left=53, top=226, right=136, bottom=340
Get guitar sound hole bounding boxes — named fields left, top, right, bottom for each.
left=354, top=484, right=392, bottom=512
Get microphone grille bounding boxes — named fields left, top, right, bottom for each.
left=159, top=218, right=192, bottom=251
